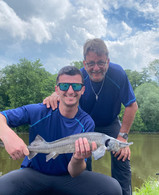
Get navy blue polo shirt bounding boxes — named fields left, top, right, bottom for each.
left=80, top=62, right=136, bottom=126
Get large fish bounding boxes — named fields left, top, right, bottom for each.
left=27, top=132, right=133, bottom=162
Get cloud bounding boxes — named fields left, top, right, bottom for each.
left=0, top=0, right=159, bottom=74
left=0, top=1, right=27, bottom=40
left=107, top=29, right=159, bottom=71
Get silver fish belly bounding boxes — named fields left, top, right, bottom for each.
left=27, top=132, right=133, bottom=162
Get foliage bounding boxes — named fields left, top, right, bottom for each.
left=0, top=58, right=56, bottom=109
left=135, top=83, right=159, bottom=131
left=134, top=177, right=159, bottom=195
left=148, top=59, right=159, bottom=84
left=119, top=104, right=146, bottom=132
left=0, top=58, right=56, bottom=132
left=125, top=69, right=151, bottom=90
left=70, top=61, right=83, bottom=69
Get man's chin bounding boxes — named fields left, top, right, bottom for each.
left=90, top=77, right=104, bottom=82
left=65, top=102, right=77, bottom=107
left=89, top=74, right=105, bottom=82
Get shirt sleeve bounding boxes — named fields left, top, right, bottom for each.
left=120, top=72, right=136, bottom=107
left=0, top=106, right=30, bottom=127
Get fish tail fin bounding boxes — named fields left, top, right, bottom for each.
left=46, top=152, right=59, bottom=162
left=28, top=151, right=38, bottom=160
left=27, top=135, right=46, bottom=160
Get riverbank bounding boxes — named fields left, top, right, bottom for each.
left=133, top=177, right=159, bottom=195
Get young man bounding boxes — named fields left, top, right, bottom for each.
left=0, top=66, right=122, bottom=195
left=43, top=39, right=138, bottom=195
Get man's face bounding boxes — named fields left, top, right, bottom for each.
left=83, top=51, right=109, bottom=82
left=55, top=74, right=85, bottom=107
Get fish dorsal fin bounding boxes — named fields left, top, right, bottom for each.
left=30, top=135, right=45, bottom=146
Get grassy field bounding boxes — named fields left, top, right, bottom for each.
left=133, top=177, right=159, bottom=195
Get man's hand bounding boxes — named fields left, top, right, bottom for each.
left=3, top=129, right=29, bottom=160
left=68, top=137, right=97, bottom=177
left=113, top=136, right=131, bottom=161
left=43, top=92, right=60, bottom=110
left=73, top=137, right=97, bottom=160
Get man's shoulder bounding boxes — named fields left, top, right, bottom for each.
left=107, top=62, right=127, bottom=80
left=109, top=62, right=125, bottom=74
left=24, top=103, right=48, bottom=111
left=23, top=103, right=54, bottom=117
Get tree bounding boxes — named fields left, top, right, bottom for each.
left=125, top=69, right=151, bottom=90
left=148, top=59, right=159, bottom=84
left=135, top=83, right=159, bottom=131
left=119, top=104, right=146, bottom=132
left=70, top=61, right=83, bottom=69
left=0, top=59, right=56, bottom=132
left=0, top=58, right=56, bottom=109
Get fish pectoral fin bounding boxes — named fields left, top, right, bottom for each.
left=28, top=151, right=37, bottom=160
left=46, top=152, right=59, bottom=162
left=92, top=145, right=106, bottom=160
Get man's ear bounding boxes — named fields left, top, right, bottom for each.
left=55, top=85, right=59, bottom=95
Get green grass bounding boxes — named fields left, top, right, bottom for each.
left=133, top=177, right=159, bottom=195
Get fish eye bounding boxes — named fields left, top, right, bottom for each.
left=105, top=139, right=110, bottom=147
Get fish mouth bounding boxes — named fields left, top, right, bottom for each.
left=105, top=139, right=110, bottom=147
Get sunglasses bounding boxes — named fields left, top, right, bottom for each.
left=57, top=83, right=84, bottom=91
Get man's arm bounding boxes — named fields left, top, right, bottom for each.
left=120, top=101, right=138, bottom=135
left=68, top=137, right=96, bottom=177
left=115, top=102, right=138, bottom=161
left=0, top=114, right=29, bottom=160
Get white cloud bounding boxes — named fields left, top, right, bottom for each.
left=0, top=0, right=158, bottom=74
left=107, top=29, right=159, bottom=71
left=0, top=1, right=27, bottom=40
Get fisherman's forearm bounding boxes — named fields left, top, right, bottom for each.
left=120, top=102, right=138, bottom=134
left=0, top=114, right=11, bottom=141
left=68, top=156, right=86, bottom=177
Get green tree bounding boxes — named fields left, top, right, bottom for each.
left=119, top=104, right=146, bottom=132
left=125, top=69, right=151, bottom=90
left=0, top=59, right=56, bottom=131
left=135, top=83, right=159, bottom=131
left=0, top=58, right=56, bottom=109
left=148, top=59, right=159, bottom=84
left=70, top=61, right=83, bottom=69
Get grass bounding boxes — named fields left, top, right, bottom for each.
left=133, top=177, right=159, bottom=195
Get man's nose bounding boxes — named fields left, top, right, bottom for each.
left=67, top=85, right=74, bottom=93
left=93, top=63, right=100, bottom=70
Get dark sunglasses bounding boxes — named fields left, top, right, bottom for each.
left=57, top=83, right=84, bottom=91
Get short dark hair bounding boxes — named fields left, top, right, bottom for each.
left=56, top=66, right=84, bottom=84
left=83, top=38, right=109, bottom=60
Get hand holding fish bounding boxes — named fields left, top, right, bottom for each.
left=0, top=114, right=29, bottom=160
left=113, top=136, right=131, bottom=161
left=2, top=129, right=29, bottom=160
left=73, top=137, right=97, bottom=160
left=68, top=137, right=97, bottom=177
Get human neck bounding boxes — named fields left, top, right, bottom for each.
left=59, top=103, right=78, bottom=119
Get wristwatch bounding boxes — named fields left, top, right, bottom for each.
left=119, top=132, right=128, bottom=140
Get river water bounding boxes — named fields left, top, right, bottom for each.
left=0, top=133, right=159, bottom=192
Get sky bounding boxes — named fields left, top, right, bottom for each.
left=0, top=0, right=159, bottom=74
